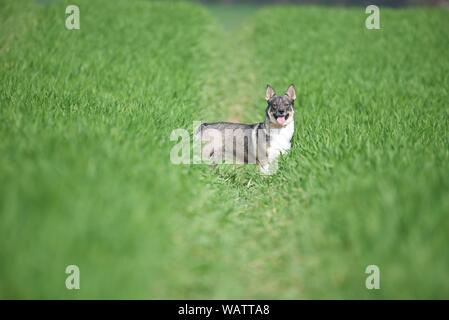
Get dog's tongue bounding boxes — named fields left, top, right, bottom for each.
left=276, top=116, right=286, bottom=125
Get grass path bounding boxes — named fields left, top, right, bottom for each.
left=176, top=6, right=307, bottom=298
left=187, top=6, right=449, bottom=299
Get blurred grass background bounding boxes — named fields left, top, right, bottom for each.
left=0, top=0, right=448, bottom=298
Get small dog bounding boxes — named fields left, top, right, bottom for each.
left=196, top=84, right=296, bottom=174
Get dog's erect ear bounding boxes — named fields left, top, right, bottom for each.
left=265, top=85, right=276, bottom=101
left=285, top=84, right=296, bottom=101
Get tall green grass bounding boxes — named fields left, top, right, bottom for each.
left=1, top=1, right=448, bottom=299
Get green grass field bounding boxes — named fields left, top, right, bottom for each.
left=1, top=0, right=448, bottom=299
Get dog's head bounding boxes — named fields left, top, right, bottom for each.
left=265, top=84, right=296, bottom=127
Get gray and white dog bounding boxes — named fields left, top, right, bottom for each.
left=195, top=84, right=296, bottom=174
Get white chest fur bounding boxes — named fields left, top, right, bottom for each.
left=268, top=121, right=294, bottom=160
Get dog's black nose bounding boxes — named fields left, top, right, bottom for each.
left=277, top=109, right=285, bottom=115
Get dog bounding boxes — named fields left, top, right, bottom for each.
left=195, top=84, right=296, bottom=174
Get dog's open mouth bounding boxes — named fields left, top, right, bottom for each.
left=275, top=114, right=289, bottom=125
